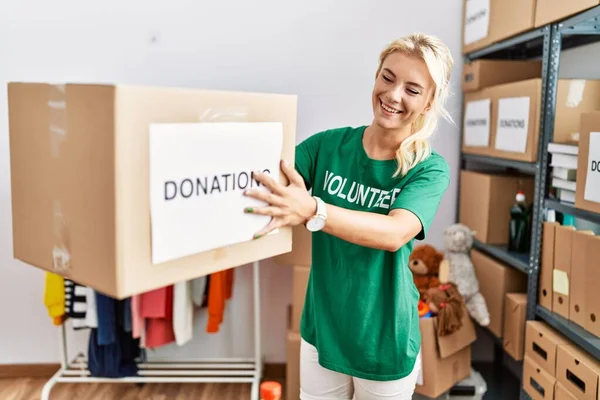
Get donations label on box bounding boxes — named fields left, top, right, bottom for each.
left=149, top=122, right=283, bottom=264
left=584, top=131, right=600, bottom=204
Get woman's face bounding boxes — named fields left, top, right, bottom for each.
left=372, top=51, right=435, bottom=132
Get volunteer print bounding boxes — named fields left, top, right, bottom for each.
left=322, top=170, right=402, bottom=210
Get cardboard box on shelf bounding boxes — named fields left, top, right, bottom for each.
left=291, top=265, right=310, bottom=332
left=534, top=0, right=600, bottom=27
left=525, top=321, right=570, bottom=377
left=569, top=231, right=595, bottom=327
left=502, top=293, right=527, bottom=361
left=462, top=88, right=494, bottom=156
left=471, top=249, right=528, bottom=337
left=584, top=235, right=600, bottom=337
left=273, top=224, right=312, bottom=267
left=462, top=0, right=537, bottom=54
left=554, top=382, right=578, bottom=400
left=523, top=355, right=556, bottom=400
left=286, top=330, right=301, bottom=400
left=556, top=344, right=600, bottom=400
left=575, top=112, right=600, bottom=215
left=539, top=222, right=559, bottom=312
left=7, top=82, right=297, bottom=299
left=458, top=170, right=534, bottom=245
left=552, top=225, right=578, bottom=319
left=462, top=60, right=541, bottom=93
left=414, top=311, right=477, bottom=399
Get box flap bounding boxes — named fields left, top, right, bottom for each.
left=436, top=308, right=477, bottom=359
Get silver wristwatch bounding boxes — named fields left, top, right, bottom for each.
left=305, top=196, right=327, bottom=232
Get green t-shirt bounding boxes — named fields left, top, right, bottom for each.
left=294, top=125, right=450, bottom=381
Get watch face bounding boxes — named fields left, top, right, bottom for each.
left=306, top=217, right=325, bottom=232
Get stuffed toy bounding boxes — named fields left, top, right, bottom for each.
left=409, top=244, right=444, bottom=299
left=423, top=282, right=465, bottom=336
left=443, top=223, right=490, bottom=327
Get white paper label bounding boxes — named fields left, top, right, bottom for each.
left=464, top=98, right=491, bottom=147
left=494, top=97, right=530, bottom=153
left=464, top=0, right=490, bottom=45
left=566, top=80, right=586, bottom=108
left=584, top=131, right=600, bottom=204
left=149, top=122, right=283, bottom=264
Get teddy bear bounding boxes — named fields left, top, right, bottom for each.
left=443, top=223, right=490, bottom=327
left=409, top=244, right=445, bottom=300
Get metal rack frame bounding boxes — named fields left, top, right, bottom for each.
left=40, top=261, right=264, bottom=400
left=459, top=6, right=600, bottom=400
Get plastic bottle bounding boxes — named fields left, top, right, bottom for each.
left=508, top=190, right=530, bottom=253
left=260, top=381, right=282, bottom=400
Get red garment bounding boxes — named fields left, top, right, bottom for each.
left=140, top=286, right=175, bottom=348
left=207, top=268, right=234, bottom=333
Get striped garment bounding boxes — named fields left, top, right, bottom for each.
left=64, top=279, right=88, bottom=329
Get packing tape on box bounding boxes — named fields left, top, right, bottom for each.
left=49, top=83, right=71, bottom=273
left=566, top=79, right=586, bottom=108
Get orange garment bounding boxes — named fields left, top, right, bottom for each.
left=206, top=268, right=234, bottom=333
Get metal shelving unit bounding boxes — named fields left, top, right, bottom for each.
left=459, top=5, right=600, bottom=400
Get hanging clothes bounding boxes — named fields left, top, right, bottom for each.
left=173, top=281, right=193, bottom=346
left=44, top=272, right=65, bottom=326
left=131, top=295, right=146, bottom=348
left=191, top=276, right=207, bottom=307
left=141, top=286, right=176, bottom=348
left=64, top=279, right=87, bottom=329
left=206, top=268, right=234, bottom=333
left=85, top=287, right=98, bottom=329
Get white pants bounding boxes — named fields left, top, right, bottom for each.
left=300, top=339, right=422, bottom=400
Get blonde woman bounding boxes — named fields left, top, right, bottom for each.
left=244, top=33, right=454, bottom=399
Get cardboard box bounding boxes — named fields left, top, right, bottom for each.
left=585, top=235, right=600, bottom=337
left=458, top=170, right=534, bottom=245
left=273, top=225, right=312, bottom=267
left=556, top=344, right=600, bottom=400
left=555, top=381, right=579, bottom=400
left=7, top=82, right=297, bottom=298
left=552, top=225, right=577, bottom=319
left=414, top=311, right=477, bottom=398
left=471, top=249, right=528, bottom=337
left=539, top=222, right=559, bottom=311
left=525, top=321, right=570, bottom=377
left=462, top=88, right=494, bottom=155
left=535, top=0, right=600, bottom=27
left=286, top=330, right=301, bottom=400
left=291, top=265, right=310, bottom=332
left=462, top=60, right=541, bottom=93
left=462, top=0, right=536, bottom=54
left=569, top=231, right=595, bottom=327
left=575, top=112, right=600, bottom=215
left=503, top=293, right=527, bottom=360
left=523, top=355, right=556, bottom=400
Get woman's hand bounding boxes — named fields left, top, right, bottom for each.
left=244, top=159, right=316, bottom=238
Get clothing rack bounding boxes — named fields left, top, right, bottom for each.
left=41, top=261, right=264, bottom=400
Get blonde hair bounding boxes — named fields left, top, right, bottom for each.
left=375, top=33, right=454, bottom=177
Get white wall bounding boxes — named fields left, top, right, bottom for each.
left=0, top=0, right=464, bottom=364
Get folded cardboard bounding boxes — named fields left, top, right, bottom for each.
left=414, top=311, right=477, bottom=398
left=471, top=249, right=528, bottom=337
left=554, top=381, right=578, bottom=400
left=535, top=0, right=600, bottom=27
left=523, top=355, right=556, bottom=400
left=576, top=112, right=600, bottom=215
left=462, top=60, right=541, bottom=93
left=525, top=321, right=570, bottom=377
left=569, top=231, right=595, bottom=327
left=291, top=265, right=310, bottom=332
left=539, top=222, right=559, bottom=311
left=286, top=330, right=301, bottom=400
left=462, top=0, right=536, bottom=54
left=458, top=170, right=534, bottom=245
left=7, top=82, right=297, bottom=298
left=503, top=293, right=527, bottom=360
left=552, top=225, right=577, bottom=319
left=556, top=344, right=600, bottom=400
left=273, top=224, right=312, bottom=267
left=585, top=235, right=600, bottom=337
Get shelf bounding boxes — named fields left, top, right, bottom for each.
left=560, top=5, right=600, bottom=33
left=544, top=198, right=600, bottom=224
left=465, top=27, right=547, bottom=61
left=536, top=306, right=600, bottom=362
left=473, top=240, right=529, bottom=275
left=462, top=154, right=537, bottom=174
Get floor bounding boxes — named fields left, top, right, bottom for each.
left=0, top=379, right=285, bottom=400
left=472, top=362, right=521, bottom=400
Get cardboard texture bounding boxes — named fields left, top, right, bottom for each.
left=576, top=112, right=600, bottom=214
left=523, top=355, right=556, bottom=400
left=553, top=225, right=577, bottom=319
left=555, top=382, right=578, bottom=400
left=471, top=249, right=528, bottom=337
left=7, top=82, right=297, bottom=299
left=556, top=344, right=600, bottom=400
left=462, top=60, right=541, bottom=93
left=286, top=330, right=301, bottom=400
left=414, top=312, right=476, bottom=398
left=569, top=231, right=595, bottom=327
left=291, top=265, right=310, bottom=332
left=503, top=293, right=527, bottom=361
left=535, top=0, right=600, bottom=27
left=525, top=321, right=570, bottom=377
left=539, top=222, right=559, bottom=311
left=462, top=79, right=600, bottom=160
left=585, top=235, right=600, bottom=337
left=462, top=0, right=536, bottom=54
left=458, top=170, right=534, bottom=245
left=273, top=225, right=312, bottom=267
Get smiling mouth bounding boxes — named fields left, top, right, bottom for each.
left=380, top=99, right=402, bottom=114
